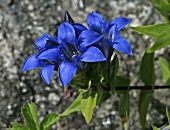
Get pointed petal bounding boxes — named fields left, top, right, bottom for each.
left=111, top=17, right=132, bottom=31
left=40, top=64, right=55, bottom=84
left=35, top=34, right=50, bottom=49
left=64, top=10, right=74, bottom=23
left=109, top=24, right=120, bottom=40
left=58, top=22, right=75, bottom=42
left=22, top=54, right=44, bottom=71
left=112, top=38, right=133, bottom=56
left=58, top=61, right=77, bottom=87
left=78, top=30, right=102, bottom=47
left=81, top=46, right=106, bottom=62
left=37, top=48, right=61, bottom=62
left=72, top=23, right=87, bottom=36
left=87, top=12, right=104, bottom=30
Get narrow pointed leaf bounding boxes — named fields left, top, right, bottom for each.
left=140, top=52, right=155, bottom=87
left=147, top=32, right=170, bottom=53
left=151, top=125, right=159, bottom=130
left=118, top=90, right=130, bottom=117
left=8, top=123, right=29, bottom=130
left=60, top=92, right=82, bottom=117
left=138, top=90, right=152, bottom=130
left=166, top=107, right=170, bottom=125
left=21, top=102, right=40, bottom=130
left=149, top=0, right=170, bottom=22
left=131, top=24, right=170, bottom=39
left=81, top=91, right=98, bottom=124
left=40, top=114, right=60, bottom=130
left=159, top=57, right=170, bottom=84
left=109, top=54, right=119, bottom=93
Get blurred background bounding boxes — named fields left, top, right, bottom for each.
left=0, top=0, right=170, bottom=129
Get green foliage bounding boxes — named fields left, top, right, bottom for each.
left=81, top=90, right=98, bottom=124
left=118, top=91, right=130, bottom=117
left=151, top=125, right=159, bottom=130
left=116, top=76, right=130, bottom=121
left=21, top=102, right=40, bottom=130
left=149, top=0, right=170, bottom=22
left=159, top=57, right=170, bottom=85
left=109, top=54, right=119, bottom=93
left=147, top=32, right=170, bottom=53
left=60, top=92, right=82, bottom=117
left=131, top=24, right=170, bottom=39
left=8, top=123, right=29, bottom=130
left=166, top=107, right=170, bottom=125
left=9, top=102, right=60, bottom=130
left=140, top=52, right=155, bottom=87
left=40, top=114, right=60, bottom=130
left=138, top=90, right=153, bottom=130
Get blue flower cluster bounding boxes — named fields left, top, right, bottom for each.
left=22, top=11, right=132, bottom=88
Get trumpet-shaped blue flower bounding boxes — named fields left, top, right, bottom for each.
left=37, top=22, right=106, bottom=87
left=22, top=34, right=61, bottom=84
left=79, top=12, right=132, bottom=59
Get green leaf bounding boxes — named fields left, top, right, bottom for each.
left=40, top=114, right=60, bottom=130
left=116, top=76, right=130, bottom=87
left=109, top=54, right=119, bottom=93
left=147, top=32, right=170, bottom=53
left=60, top=93, right=82, bottom=117
left=140, top=52, right=155, bottom=87
left=166, top=107, right=170, bottom=125
left=151, top=125, right=159, bottom=130
left=8, top=123, right=29, bottom=130
left=138, top=90, right=153, bottom=130
left=115, top=76, right=130, bottom=94
left=97, top=91, right=110, bottom=105
left=21, top=102, right=40, bottom=130
left=118, top=90, right=130, bottom=117
left=159, top=57, right=170, bottom=84
left=149, top=0, right=170, bottom=22
left=131, top=24, right=170, bottom=39
left=81, top=91, right=98, bottom=124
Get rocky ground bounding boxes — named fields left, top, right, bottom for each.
left=0, top=0, right=170, bottom=130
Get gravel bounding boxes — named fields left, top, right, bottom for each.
left=0, top=0, right=170, bottom=130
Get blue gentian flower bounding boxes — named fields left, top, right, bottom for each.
left=22, top=34, right=61, bottom=84
left=37, top=22, right=106, bottom=87
left=79, top=12, right=132, bottom=59
left=64, top=10, right=87, bottom=37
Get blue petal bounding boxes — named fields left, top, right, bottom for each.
left=109, top=24, right=120, bottom=41
left=81, top=46, right=106, bottom=62
left=111, top=17, right=132, bottom=31
left=40, top=64, right=55, bottom=84
left=87, top=12, right=104, bottom=31
left=78, top=30, right=103, bottom=47
left=37, top=48, right=61, bottom=62
left=64, top=10, right=74, bottom=23
left=35, top=34, right=50, bottom=49
left=58, top=22, right=76, bottom=43
left=22, top=54, right=44, bottom=71
left=58, top=61, right=77, bottom=87
left=112, top=38, right=133, bottom=56
left=72, top=23, right=87, bottom=36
